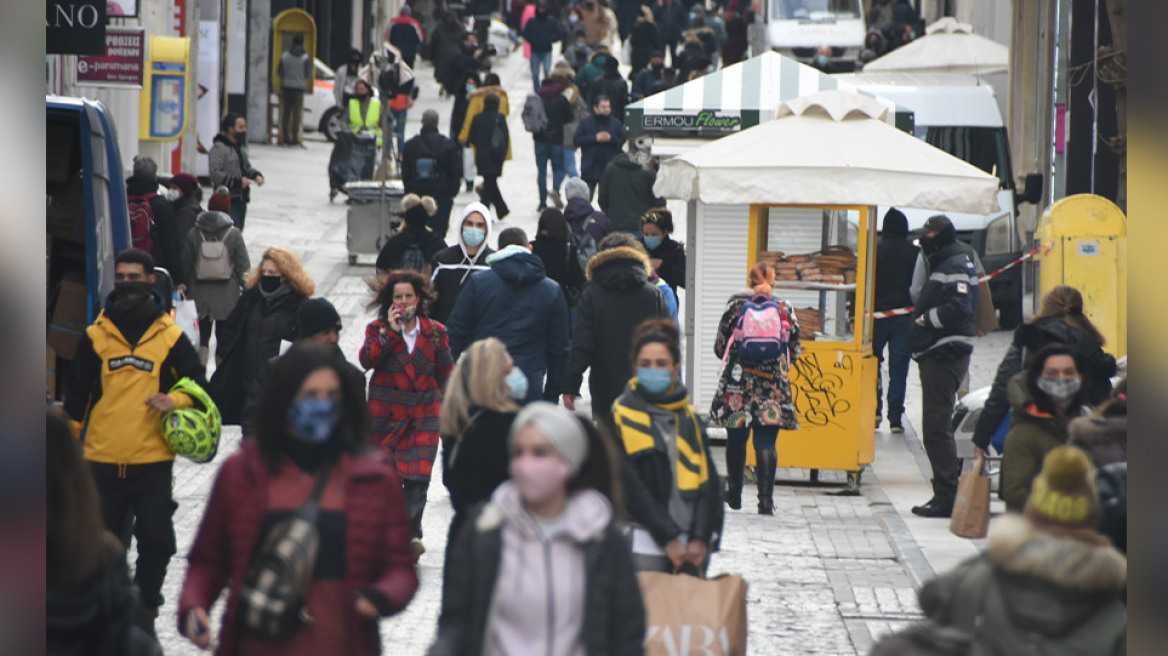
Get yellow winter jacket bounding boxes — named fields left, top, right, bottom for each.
left=81, top=312, right=193, bottom=465
left=458, top=86, right=512, bottom=160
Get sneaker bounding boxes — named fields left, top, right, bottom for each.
left=410, top=538, right=425, bottom=560
left=911, top=498, right=953, bottom=518
left=474, top=183, right=483, bottom=195
left=874, top=416, right=882, bottom=429
left=537, top=203, right=548, bottom=212
left=549, top=189, right=563, bottom=209
left=198, top=346, right=209, bottom=367
left=465, top=179, right=474, bottom=192
left=889, top=419, right=904, bottom=433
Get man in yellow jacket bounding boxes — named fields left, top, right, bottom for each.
left=349, top=78, right=383, bottom=147
left=63, top=248, right=205, bottom=632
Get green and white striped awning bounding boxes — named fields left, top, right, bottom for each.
left=625, top=52, right=912, bottom=136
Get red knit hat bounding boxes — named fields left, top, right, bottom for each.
left=208, top=186, right=231, bottom=213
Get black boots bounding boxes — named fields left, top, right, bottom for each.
left=724, top=441, right=747, bottom=510
left=755, top=449, right=777, bottom=515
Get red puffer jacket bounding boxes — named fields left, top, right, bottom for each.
left=178, top=440, right=418, bottom=655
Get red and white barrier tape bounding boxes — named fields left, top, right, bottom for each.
left=870, top=246, right=1042, bottom=319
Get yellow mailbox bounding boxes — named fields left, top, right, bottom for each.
left=271, top=9, right=317, bottom=93
left=1036, top=194, right=1127, bottom=357
left=138, top=36, right=191, bottom=141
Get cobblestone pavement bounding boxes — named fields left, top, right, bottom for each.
left=151, top=45, right=1017, bottom=655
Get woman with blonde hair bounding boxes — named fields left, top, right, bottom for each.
left=709, top=262, right=801, bottom=515
left=972, top=284, right=1116, bottom=455
left=210, top=246, right=315, bottom=423
left=439, top=338, right=526, bottom=549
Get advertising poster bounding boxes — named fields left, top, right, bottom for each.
left=76, top=27, right=145, bottom=88
left=196, top=20, right=222, bottom=176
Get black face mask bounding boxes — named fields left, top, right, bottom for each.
left=260, top=275, right=282, bottom=293
left=651, top=63, right=664, bottom=72
left=112, top=282, right=155, bottom=319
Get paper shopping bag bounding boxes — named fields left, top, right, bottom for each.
left=974, top=281, right=1000, bottom=334
left=638, top=571, right=748, bottom=656
left=950, top=453, right=991, bottom=539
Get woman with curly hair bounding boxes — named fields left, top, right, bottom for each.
left=360, top=269, right=454, bottom=557
left=210, top=246, right=315, bottom=423
left=709, top=262, right=801, bottom=515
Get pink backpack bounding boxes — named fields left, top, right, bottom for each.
left=724, top=294, right=791, bottom=364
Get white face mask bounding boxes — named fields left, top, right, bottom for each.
left=163, top=188, right=180, bottom=202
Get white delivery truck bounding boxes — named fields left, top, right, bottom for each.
left=763, top=0, right=866, bottom=71
left=834, top=72, right=1044, bottom=328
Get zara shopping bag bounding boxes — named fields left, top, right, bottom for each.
left=950, top=452, right=992, bottom=539
left=638, top=571, right=748, bottom=656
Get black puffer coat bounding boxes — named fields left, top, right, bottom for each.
left=562, top=246, right=668, bottom=420
left=910, top=239, right=975, bottom=361
left=972, top=317, right=1117, bottom=450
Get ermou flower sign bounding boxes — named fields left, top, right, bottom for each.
left=77, top=28, right=146, bottom=88
left=642, top=111, right=743, bottom=133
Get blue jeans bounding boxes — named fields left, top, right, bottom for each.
left=534, top=141, right=565, bottom=205
left=228, top=197, right=247, bottom=231
left=390, top=108, right=408, bottom=156
left=873, top=314, right=912, bottom=421
left=530, top=51, right=552, bottom=84
left=726, top=425, right=780, bottom=452
left=563, top=148, right=579, bottom=178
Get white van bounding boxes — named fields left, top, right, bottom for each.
left=834, top=72, right=1043, bottom=328
left=764, top=0, right=866, bottom=70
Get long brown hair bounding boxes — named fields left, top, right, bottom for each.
left=748, top=262, right=776, bottom=295
left=1032, top=285, right=1105, bottom=345
left=367, top=269, right=433, bottom=319
left=47, top=410, right=122, bottom=588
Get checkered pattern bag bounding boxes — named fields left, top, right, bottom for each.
left=237, top=465, right=333, bottom=640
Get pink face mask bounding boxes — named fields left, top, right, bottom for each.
left=509, top=454, right=572, bottom=505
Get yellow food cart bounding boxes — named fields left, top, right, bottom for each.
left=655, top=90, right=1002, bottom=491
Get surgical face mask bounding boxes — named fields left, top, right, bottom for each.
left=163, top=188, right=180, bottom=202
left=463, top=226, right=486, bottom=247
left=510, top=454, right=572, bottom=505
left=466, top=83, right=476, bottom=93
left=259, top=275, right=282, bottom=293
left=505, top=367, right=528, bottom=401
left=643, top=234, right=663, bottom=251
left=815, top=55, right=830, bottom=68
left=1037, top=376, right=1081, bottom=406
left=637, top=367, right=674, bottom=395
left=287, top=397, right=340, bottom=444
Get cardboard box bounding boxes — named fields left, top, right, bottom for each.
left=48, top=275, right=88, bottom=360
left=46, top=345, right=57, bottom=401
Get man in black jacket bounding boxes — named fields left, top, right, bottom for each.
left=561, top=233, right=669, bottom=431
left=533, top=78, right=575, bottom=211
left=873, top=208, right=917, bottom=433
left=910, top=215, right=976, bottom=518
left=430, top=202, right=495, bottom=323
left=522, top=3, right=561, bottom=83
left=402, top=110, right=463, bottom=238
left=126, top=156, right=185, bottom=291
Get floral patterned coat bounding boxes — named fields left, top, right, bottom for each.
left=708, top=291, right=801, bottom=430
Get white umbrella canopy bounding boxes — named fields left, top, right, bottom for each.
left=653, top=89, right=1002, bottom=214
left=862, top=17, right=1009, bottom=76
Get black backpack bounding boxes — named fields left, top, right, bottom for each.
left=401, top=242, right=428, bottom=273
left=489, top=114, right=509, bottom=161
left=412, top=135, right=441, bottom=187
left=570, top=217, right=598, bottom=271
left=237, top=465, right=333, bottom=640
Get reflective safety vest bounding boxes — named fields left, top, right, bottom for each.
left=349, top=97, right=383, bottom=145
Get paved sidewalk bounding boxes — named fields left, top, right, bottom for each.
left=151, top=45, right=1020, bottom=655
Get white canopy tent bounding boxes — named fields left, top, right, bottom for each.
left=862, top=17, right=1009, bottom=76
left=655, top=90, right=1002, bottom=214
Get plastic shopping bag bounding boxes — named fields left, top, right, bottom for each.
left=173, top=294, right=200, bottom=348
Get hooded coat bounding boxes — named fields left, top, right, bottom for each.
left=574, top=53, right=610, bottom=106
left=590, top=60, right=630, bottom=120
left=445, top=247, right=571, bottom=404
left=534, top=82, right=576, bottom=145
left=597, top=152, right=664, bottom=233
left=430, top=203, right=496, bottom=323
left=48, top=545, right=161, bottom=656
left=182, top=211, right=251, bottom=321
left=126, top=175, right=185, bottom=286
left=467, top=100, right=511, bottom=178
left=428, top=483, right=645, bottom=656
left=459, top=87, right=512, bottom=157
left=563, top=196, right=615, bottom=245
left=402, top=125, right=463, bottom=199
left=208, top=133, right=261, bottom=201
left=910, top=238, right=975, bottom=361
left=375, top=220, right=449, bottom=273
left=873, top=210, right=918, bottom=312
left=920, top=514, right=1127, bottom=656
left=1000, top=374, right=1087, bottom=512
left=277, top=43, right=311, bottom=90
left=531, top=237, right=587, bottom=306
left=574, top=112, right=627, bottom=183
left=172, top=193, right=202, bottom=245
left=972, top=317, right=1116, bottom=451
left=562, top=246, right=669, bottom=418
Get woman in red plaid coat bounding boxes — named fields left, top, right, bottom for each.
left=360, top=270, right=454, bottom=556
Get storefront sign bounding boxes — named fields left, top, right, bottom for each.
left=642, top=111, right=743, bottom=132
left=76, top=28, right=146, bottom=88
left=46, top=0, right=106, bottom=55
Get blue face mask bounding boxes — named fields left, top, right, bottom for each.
left=463, top=226, right=486, bottom=247
left=466, top=83, right=476, bottom=93
left=288, top=397, right=340, bottom=444
left=643, top=235, right=663, bottom=251
left=815, top=55, right=830, bottom=68
left=637, top=367, right=674, bottom=395
left=505, top=367, right=528, bottom=401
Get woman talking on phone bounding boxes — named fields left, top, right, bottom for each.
left=361, top=270, right=454, bottom=558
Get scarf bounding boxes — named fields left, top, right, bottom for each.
left=612, top=379, right=710, bottom=495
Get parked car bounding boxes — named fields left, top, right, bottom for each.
left=304, top=58, right=347, bottom=142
